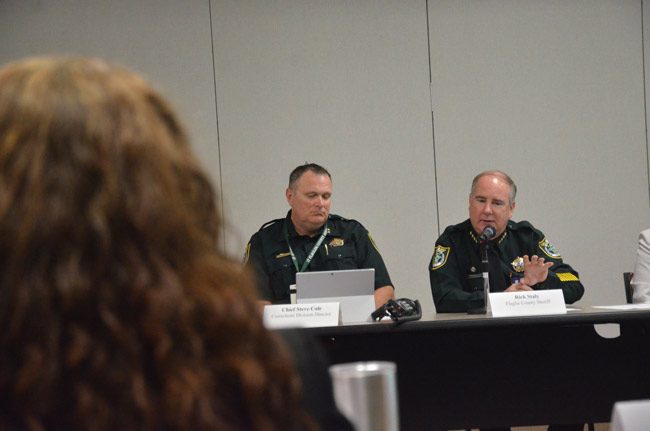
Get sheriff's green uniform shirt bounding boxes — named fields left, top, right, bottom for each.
left=429, top=219, right=584, bottom=313
left=245, top=211, right=392, bottom=304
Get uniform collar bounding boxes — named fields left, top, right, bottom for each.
left=467, top=220, right=509, bottom=247
left=285, top=210, right=331, bottom=239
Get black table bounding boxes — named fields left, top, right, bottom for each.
left=302, top=307, right=650, bottom=430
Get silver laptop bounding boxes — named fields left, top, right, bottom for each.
left=296, top=268, right=375, bottom=324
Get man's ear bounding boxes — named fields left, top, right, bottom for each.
left=285, top=187, right=292, bottom=205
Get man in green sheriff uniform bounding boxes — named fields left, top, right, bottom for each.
left=244, top=163, right=394, bottom=307
left=429, top=170, right=584, bottom=314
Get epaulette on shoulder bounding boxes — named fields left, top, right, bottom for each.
left=509, top=220, right=535, bottom=231
left=329, top=214, right=363, bottom=226
left=436, top=221, right=469, bottom=242
left=258, top=218, right=284, bottom=232
left=443, top=222, right=466, bottom=234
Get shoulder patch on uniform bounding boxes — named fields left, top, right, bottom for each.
left=367, top=232, right=381, bottom=253
left=538, top=237, right=562, bottom=259
left=431, top=245, right=450, bottom=270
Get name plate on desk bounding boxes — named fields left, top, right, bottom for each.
left=263, top=303, right=340, bottom=329
left=489, top=290, right=566, bottom=317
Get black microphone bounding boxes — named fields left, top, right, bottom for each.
left=479, top=226, right=496, bottom=242
left=467, top=225, right=495, bottom=315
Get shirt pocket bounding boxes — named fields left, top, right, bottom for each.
left=323, top=244, right=358, bottom=270
left=266, top=254, right=294, bottom=299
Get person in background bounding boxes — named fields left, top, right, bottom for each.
left=631, top=229, right=650, bottom=303
left=0, top=56, right=350, bottom=430
left=429, top=170, right=584, bottom=313
left=244, top=163, right=394, bottom=307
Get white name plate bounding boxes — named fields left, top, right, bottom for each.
left=489, top=290, right=566, bottom=317
left=263, top=302, right=340, bottom=329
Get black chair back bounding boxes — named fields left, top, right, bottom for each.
left=623, top=272, right=634, bottom=304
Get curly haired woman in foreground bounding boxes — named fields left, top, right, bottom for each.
left=0, top=57, right=320, bottom=430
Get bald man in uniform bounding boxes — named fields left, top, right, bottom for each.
left=245, top=163, right=394, bottom=307
left=429, top=170, right=584, bottom=313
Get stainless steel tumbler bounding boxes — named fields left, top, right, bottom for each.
left=329, top=361, right=399, bottom=431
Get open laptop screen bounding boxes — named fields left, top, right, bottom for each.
left=296, top=269, right=375, bottom=324
left=296, top=268, right=374, bottom=298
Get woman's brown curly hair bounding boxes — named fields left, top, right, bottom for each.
left=0, top=57, right=313, bottom=431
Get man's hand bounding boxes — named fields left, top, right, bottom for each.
left=522, top=254, right=554, bottom=286
left=505, top=283, right=533, bottom=292
left=374, top=285, right=395, bottom=308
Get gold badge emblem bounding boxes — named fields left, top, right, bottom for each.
left=431, top=245, right=450, bottom=270
left=511, top=257, right=524, bottom=273
left=329, top=238, right=344, bottom=247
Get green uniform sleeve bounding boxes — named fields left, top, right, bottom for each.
left=429, top=239, right=483, bottom=313
left=352, top=223, right=393, bottom=290
left=532, top=236, right=585, bottom=304
left=244, top=233, right=274, bottom=302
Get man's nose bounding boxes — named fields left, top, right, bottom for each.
left=482, top=203, right=493, bottom=214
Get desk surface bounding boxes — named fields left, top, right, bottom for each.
left=303, top=306, right=650, bottom=335
left=303, top=306, right=650, bottom=430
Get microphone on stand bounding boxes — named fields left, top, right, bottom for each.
left=468, top=226, right=496, bottom=314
